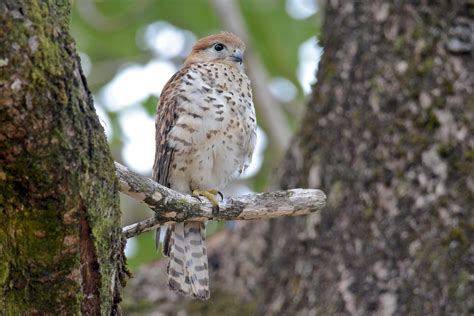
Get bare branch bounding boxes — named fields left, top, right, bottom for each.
left=116, top=162, right=326, bottom=239
left=122, top=218, right=161, bottom=239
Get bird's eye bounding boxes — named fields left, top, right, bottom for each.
left=214, top=43, right=225, bottom=51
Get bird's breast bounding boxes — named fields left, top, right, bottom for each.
left=168, top=63, right=257, bottom=192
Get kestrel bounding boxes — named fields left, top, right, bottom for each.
left=152, top=32, right=257, bottom=300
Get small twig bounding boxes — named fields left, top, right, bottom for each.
left=122, top=218, right=160, bottom=239
left=116, top=162, right=326, bottom=239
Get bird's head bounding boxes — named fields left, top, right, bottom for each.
left=184, top=32, right=246, bottom=70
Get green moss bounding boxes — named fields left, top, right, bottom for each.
left=415, top=110, right=440, bottom=131
left=0, top=252, right=9, bottom=285
left=442, top=78, right=455, bottom=95
left=174, top=198, right=196, bottom=214
left=453, top=159, right=474, bottom=176
left=434, top=95, right=446, bottom=108
left=363, top=207, right=375, bottom=220
left=464, top=148, right=474, bottom=161
left=327, top=181, right=345, bottom=209
left=417, top=57, right=434, bottom=74
left=394, top=36, right=405, bottom=51
left=447, top=227, right=468, bottom=245
left=466, top=99, right=474, bottom=110
left=324, top=62, right=337, bottom=79
left=447, top=269, right=470, bottom=312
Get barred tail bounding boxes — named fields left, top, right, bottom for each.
left=165, top=222, right=209, bottom=300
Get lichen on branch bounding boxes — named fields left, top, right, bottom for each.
left=115, top=162, right=326, bottom=239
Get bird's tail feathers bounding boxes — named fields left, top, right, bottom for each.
left=166, top=222, right=209, bottom=300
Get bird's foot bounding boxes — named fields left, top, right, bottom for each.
left=192, top=189, right=221, bottom=215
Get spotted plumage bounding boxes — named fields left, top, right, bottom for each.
left=152, top=32, right=257, bottom=300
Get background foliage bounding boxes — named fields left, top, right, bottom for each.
left=70, top=0, right=320, bottom=271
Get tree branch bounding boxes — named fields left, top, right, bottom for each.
left=116, top=162, right=326, bottom=239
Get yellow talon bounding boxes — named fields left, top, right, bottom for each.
left=192, top=189, right=220, bottom=208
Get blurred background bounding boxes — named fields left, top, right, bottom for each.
left=70, top=0, right=321, bottom=272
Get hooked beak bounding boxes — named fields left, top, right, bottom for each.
left=230, top=49, right=243, bottom=64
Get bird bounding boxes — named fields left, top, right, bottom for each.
left=152, top=32, right=257, bottom=300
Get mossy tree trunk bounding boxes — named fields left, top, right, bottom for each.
left=209, top=1, right=473, bottom=315
left=0, top=1, right=125, bottom=315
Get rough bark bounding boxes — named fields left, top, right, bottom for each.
left=230, top=1, right=473, bottom=315
left=0, top=1, right=126, bottom=315
left=124, top=1, right=473, bottom=314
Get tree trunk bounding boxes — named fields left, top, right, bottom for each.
left=0, top=1, right=126, bottom=314
left=212, top=1, right=474, bottom=315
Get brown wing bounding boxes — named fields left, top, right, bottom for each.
left=152, top=66, right=190, bottom=186
left=153, top=66, right=192, bottom=251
